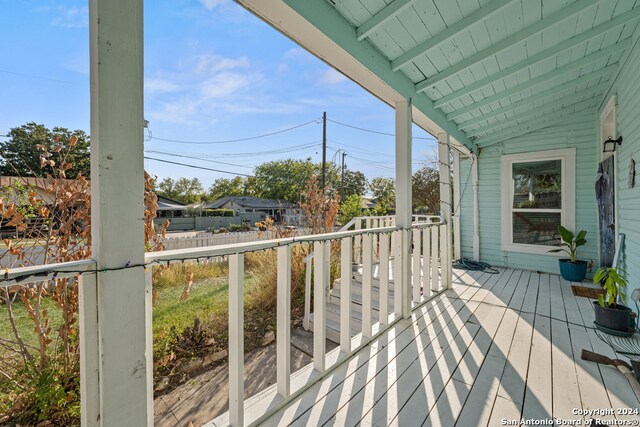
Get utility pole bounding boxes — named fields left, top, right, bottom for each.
left=321, top=111, right=327, bottom=192
left=341, top=151, right=347, bottom=201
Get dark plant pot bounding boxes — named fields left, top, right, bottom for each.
left=593, top=301, right=632, bottom=332
left=558, top=259, right=588, bottom=282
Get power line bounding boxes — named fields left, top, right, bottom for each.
left=0, top=69, right=76, bottom=85
left=326, top=118, right=434, bottom=140
left=144, top=157, right=254, bottom=177
left=150, top=118, right=320, bottom=144
left=179, top=141, right=322, bottom=159
left=328, top=139, right=394, bottom=158
left=145, top=150, right=254, bottom=169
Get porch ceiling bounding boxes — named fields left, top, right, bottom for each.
left=274, top=0, right=640, bottom=150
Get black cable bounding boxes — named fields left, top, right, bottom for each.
left=452, top=258, right=499, bottom=274
left=150, top=119, right=320, bottom=144
left=144, top=150, right=253, bottom=169
left=326, top=118, right=433, bottom=140
left=144, top=157, right=254, bottom=177
left=2, top=225, right=450, bottom=284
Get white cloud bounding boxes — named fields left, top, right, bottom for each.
left=145, top=52, right=265, bottom=124
left=199, top=0, right=229, bottom=10
left=146, top=78, right=180, bottom=94
left=195, top=54, right=250, bottom=74
left=320, top=68, right=348, bottom=85
left=277, top=63, right=290, bottom=73
left=200, top=72, right=252, bottom=99
left=283, top=48, right=306, bottom=60
left=51, top=6, right=88, bottom=28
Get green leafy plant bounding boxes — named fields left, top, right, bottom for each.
left=593, top=266, right=627, bottom=307
left=548, top=225, right=587, bottom=262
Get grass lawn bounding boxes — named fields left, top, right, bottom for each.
left=0, top=265, right=261, bottom=360
left=0, top=294, right=62, bottom=353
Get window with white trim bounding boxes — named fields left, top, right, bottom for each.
left=501, top=148, right=576, bottom=255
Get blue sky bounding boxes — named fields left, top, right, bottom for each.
left=0, top=0, right=437, bottom=188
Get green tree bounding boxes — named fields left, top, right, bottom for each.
left=341, top=169, right=368, bottom=198
left=0, top=122, right=90, bottom=178
left=338, top=194, right=364, bottom=225
left=208, top=176, right=249, bottom=201
left=253, top=158, right=338, bottom=202
left=369, top=177, right=395, bottom=214
left=157, top=177, right=204, bottom=204
left=412, top=166, right=440, bottom=214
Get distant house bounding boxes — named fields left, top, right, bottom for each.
left=203, top=196, right=297, bottom=222
left=360, top=197, right=376, bottom=210
left=0, top=176, right=89, bottom=237
left=156, top=195, right=187, bottom=218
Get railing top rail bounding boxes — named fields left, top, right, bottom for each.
left=145, top=225, right=397, bottom=264
left=0, top=219, right=446, bottom=287
left=0, top=259, right=96, bottom=287
left=146, top=220, right=445, bottom=264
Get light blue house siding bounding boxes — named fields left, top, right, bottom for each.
left=459, top=114, right=599, bottom=274
left=603, top=36, right=640, bottom=296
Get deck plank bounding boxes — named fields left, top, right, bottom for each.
left=452, top=270, right=533, bottom=427
left=550, top=318, right=584, bottom=422
left=288, top=270, right=511, bottom=427
left=235, top=268, right=640, bottom=427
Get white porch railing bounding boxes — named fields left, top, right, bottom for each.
left=1, top=217, right=450, bottom=427
left=303, top=214, right=441, bottom=330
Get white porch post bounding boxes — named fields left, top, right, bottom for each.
left=88, top=0, right=151, bottom=425
left=472, top=155, right=480, bottom=261
left=395, top=99, right=412, bottom=318
left=452, top=150, right=461, bottom=261
left=437, top=132, right=453, bottom=289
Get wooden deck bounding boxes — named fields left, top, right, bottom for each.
left=254, top=267, right=639, bottom=426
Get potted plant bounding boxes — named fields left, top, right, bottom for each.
left=592, top=266, right=633, bottom=332
left=548, top=225, right=589, bottom=282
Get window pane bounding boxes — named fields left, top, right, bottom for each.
left=512, top=212, right=561, bottom=246
left=512, top=160, right=561, bottom=209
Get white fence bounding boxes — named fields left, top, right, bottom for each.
left=160, top=228, right=314, bottom=251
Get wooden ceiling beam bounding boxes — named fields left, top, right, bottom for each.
left=445, top=40, right=629, bottom=120
left=356, top=0, right=416, bottom=41
left=455, top=68, right=615, bottom=129
left=416, top=0, right=599, bottom=92
left=431, top=9, right=640, bottom=107
left=475, top=102, right=599, bottom=147
left=390, top=0, right=512, bottom=71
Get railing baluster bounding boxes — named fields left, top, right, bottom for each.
left=390, top=227, right=397, bottom=259
left=392, top=230, right=402, bottom=318
left=423, top=227, right=431, bottom=296
left=313, top=241, right=329, bottom=371
left=144, top=269, right=153, bottom=420
left=340, top=237, right=352, bottom=353
left=441, top=223, right=451, bottom=289
left=412, top=228, right=422, bottom=304
left=229, top=253, right=244, bottom=427
left=79, top=273, right=100, bottom=427
left=303, top=255, right=312, bottom=331
left=362, top=234, right=373, bottom=339
left=431, top=225, right=439, bottom=292
left=379, top=233, right=390, bottom=326
left=354, top=219, right=362, bottom=264
left=277, top=245, right=291, bottom=398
